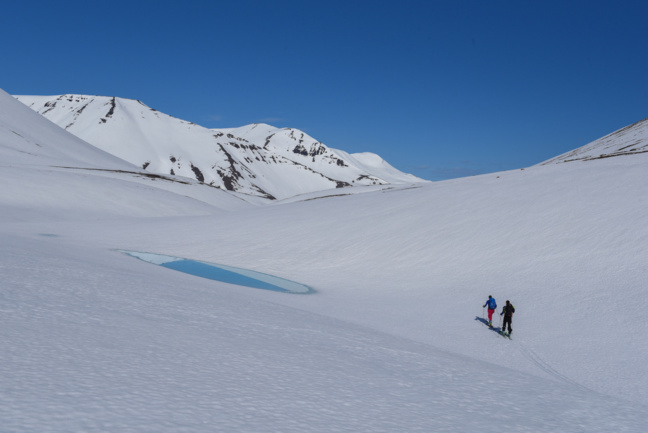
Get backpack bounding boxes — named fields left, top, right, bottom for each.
left=488, top=298, right=497, bottom=309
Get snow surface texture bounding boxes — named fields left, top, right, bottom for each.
left=14, top=94, right=424, bottom=201
left=539, top=117, right=648, bottom=164
left=2, top=87, right=648, bottom=432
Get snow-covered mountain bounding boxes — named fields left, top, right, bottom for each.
left=0, top=89, right=252, bottom=216
left=1, top=91, right=129, bottom=169
left=2, top=87, right=648, bottom=432
left=539, top=116, right=648, bottom=165
left=15, top=94, right=424, bottom=200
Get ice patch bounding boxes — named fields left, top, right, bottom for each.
left=120, top=250, right=314, bottom=294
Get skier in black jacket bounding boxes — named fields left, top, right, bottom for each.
left=500, top=300, right=515, bottom=335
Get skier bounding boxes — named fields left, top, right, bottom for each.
left=500, top=300, right=515, bottom=335
left=483, top=295, right=497, bottom=327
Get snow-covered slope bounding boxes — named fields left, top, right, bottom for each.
left=539, top=116, right=648, bottom=164
left=15, top=94, right=424, bottom=200
left=0, top=90, right=131, bottom=169
left=2, top=89, right=647, bottom=431
left=0, top=89, right=252, bottom=218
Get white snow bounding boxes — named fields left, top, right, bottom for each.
left=14, top=95, right=425, bottom=201
left=1, top=87, right=647, bottom=432
left=539, top=117, right=648, bottom=164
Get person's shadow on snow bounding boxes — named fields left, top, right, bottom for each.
left=475, top=316, right=502, bottom=333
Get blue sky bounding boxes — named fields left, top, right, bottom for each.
left=3, top=0, right=647, bottom=180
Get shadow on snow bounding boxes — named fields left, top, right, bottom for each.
left=475, top=316, right=504, bottom=335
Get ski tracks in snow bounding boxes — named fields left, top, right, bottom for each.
left=515, top=342, right=593, bottom=393
left=477, top=316, right=592, bottom=392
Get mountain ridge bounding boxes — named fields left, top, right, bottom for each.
left=539, top=117, right=648, bottom=165
left=15, top=94, right=425, bottom=201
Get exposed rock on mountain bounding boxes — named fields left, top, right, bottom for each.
left=15, top=94, right=424, bottom=200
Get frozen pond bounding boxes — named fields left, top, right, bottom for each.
left=121, top=251, right=314, bottom=294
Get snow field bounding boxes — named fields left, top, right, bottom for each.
left=2, top=87, right=647, bottom=431
left=1, top=233, right=646, bottom=432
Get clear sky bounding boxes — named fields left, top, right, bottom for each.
left=3, top=0, right=647, bottom=180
